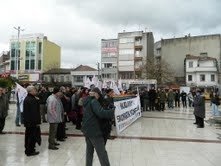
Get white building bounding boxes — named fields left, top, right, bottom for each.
left=185, top=54, right=218, bottom=88
left=71, top=65, right=98, bottom=87
left=155, top=34, right=221, bottom=85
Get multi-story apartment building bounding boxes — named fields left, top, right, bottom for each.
left=185, top=54, right=218, bottom=88
left=118, top=31, right=154, bottom=80
left=9, top=33, right=61, bottom=82
left=0, top=51, right=10, bottom=74
left=155, top=34, right=221, bottom=84
left=101, top=39, right=118, bottom=81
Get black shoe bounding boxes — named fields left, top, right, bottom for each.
left=57, top=138, right=65, bottom=142
left=26, top=151, right=39, bottom=156
left=0, top=131, right=6, bottom=134
left=16, top=124, right=21, bottom=127
left=54, top=142, right=60, bottom=146
left=197, top=126, right=204, bottom=128
left=48, top=146, right=59, bottom=150
left=64, top=136, right=68, bottom=139
left=193, top=122, right=197, bottom=125
left=75, top=127, right=81, bottom=130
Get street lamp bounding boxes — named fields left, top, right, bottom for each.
left=14, top=26, right=24, bottom=79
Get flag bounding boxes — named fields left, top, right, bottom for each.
left=84, top=77, right=91, bottom=89
left=96, top=80, right=103, bottom=91
left=110, top=80, right=120, bottom=95
left=118, top=78, right=123, bottom=91
left=15, top=82, right=28, bottom=112
left=102, top=80, right=107, bottom=89
left=91, top=75, right=98, bottom=87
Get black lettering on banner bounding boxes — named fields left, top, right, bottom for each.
left=120, top=100, right=133, bottom=110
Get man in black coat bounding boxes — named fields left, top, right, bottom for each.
left=23, top=86, right=41, bottom=156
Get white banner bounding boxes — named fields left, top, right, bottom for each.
left=114, top=95, right=141, bottom=135
left=15, top=83, right=28, bottom=112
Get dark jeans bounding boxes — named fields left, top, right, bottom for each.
left=40, top=104, right=47, bottom=122
left=143, top=99, right=150, bottom=111
left=195, top=116, right=204, bottom=127
left=76, top=113, right=83, bottom=129
left=25, top=126, right=39, bottom=154
left=149, top=100, right=155, bottom=111
left=0, top=117, right=6, bottom=132
left=85, top=136, right=110, bottom=166
left=57, top=122, right=66, bottom=140
left=48, top=123, right=58, bottom=148
left=160, top=102, right=165, bottom=111
left=175, top=100, right=180, bottom=107
left=182, top=100, right=187, bottom=108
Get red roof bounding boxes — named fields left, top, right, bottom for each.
left=73, top=65, right=97, bottom=71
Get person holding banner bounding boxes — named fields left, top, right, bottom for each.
left=82, top=87, right=115, bottom=166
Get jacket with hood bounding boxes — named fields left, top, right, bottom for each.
left=82, top=96, right=115, bottom=137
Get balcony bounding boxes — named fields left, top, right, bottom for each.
left=134, top=41, right=143, bottom=49
left=186, top=66, right=217, bottom=72
left=134, top=56, right=143, bottom=61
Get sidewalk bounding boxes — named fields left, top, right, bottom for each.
left=0, top=102, right=221, bottom=166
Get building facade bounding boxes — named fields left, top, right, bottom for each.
left=101, top=39, right=118, bottom=81
left=118, top=31, right=154, bottom=79
left=71, top=65, right=98, bottom=87
left=9, top=33, right=61, bottom=82
left=185, top=55, right=218, bottom=88
left=155, top=34, right=221, bottom=84
left=0, top=51, right=10, bottom=74
left=42, top=68, right=72, bottom=86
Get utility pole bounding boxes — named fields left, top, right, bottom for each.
left=14, top=26, right=24, bottom=79
left=97, top=62, right=100, bottom=79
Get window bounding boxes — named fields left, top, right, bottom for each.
left=38, top=42, right=42, bottom=54
left=44, top=76, right=48, bottom=82
left=74, top=76, right=83, bottom=82
left=30, top=60, right=35, bottom=69
left=211, top=74, right=215, bottom=81
left=200, top=74, right=205, bottom=82
left=119, top=38, right=134, bottom=43
left=119, top=49, right=134, bottom=55
left=200, top=52, right=208, bottom=57
left=66, top=75, right=70, bottom=82
left=25, top=60, right=29, bottom=70
left=189, top=61, right=193, bottom=68
left=11, top=60, right=15, bottom=70
left=104, top=63, right=112, bottom=68
left=60, top=76, right=64, bottom=82
left=188, top=75, right=192, bottom=81
left=38, top=60, right=41, bottom=70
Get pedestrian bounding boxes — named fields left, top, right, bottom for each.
left=167, top=89, right=175, bottom=109
left=23, top=86, right=41, bottom=156
left=210, top=92, right=220, bottom=117
left=38, top=86, right=50, bottom=122
left=180, top=90, right=187, bottom=108
left=0, top=87, right=9, bottom=134
left=47, top=86, right=63, bottom=150
left=82, top=87, right=115, bottom=166
left=143, top=88, right=150, bottom=111
left=193, top=89, right=205, bottom=128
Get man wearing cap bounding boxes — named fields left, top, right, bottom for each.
left=47, top=86, right=63, bottom=150
left=82, top=87, right=115, bottom=166
left=23, top=85, right=41, bottom=156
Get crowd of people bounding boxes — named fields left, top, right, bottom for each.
left=0, top=84, right=221, bottom=165
left=11, top=84, right=115, bottom=165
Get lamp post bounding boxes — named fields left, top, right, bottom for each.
left=14, top=26, right=24, bottom=79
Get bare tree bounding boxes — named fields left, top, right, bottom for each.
left=140, top=57, right=175, bottom=85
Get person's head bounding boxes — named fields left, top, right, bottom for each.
left=91, top=87, right=102, bottom=100
left=106, top=88, right=113, bottom=97
left=26, top=86, right=38, bottom=96
left=90, top=84, right=95, bottom=90
left=53, top=86, right=63, bottom=98
left=196, top=89, right=201, bottom=96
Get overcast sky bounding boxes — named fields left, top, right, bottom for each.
left=0, top=0, right=221, bottom=69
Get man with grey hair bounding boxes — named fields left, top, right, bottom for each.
left=23, top=85, right=41, bottom=156
left=0, top=87, right=9, bottom=134
left=47, top=86, right=63, bottom=150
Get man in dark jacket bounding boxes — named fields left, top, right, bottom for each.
left=193, top=89, right=205, bottom=128
left=82, top=87, right=115, bottom=166
left=23, top=86, right=41, bottom=156
left=0, top=87, right=9, bottom=134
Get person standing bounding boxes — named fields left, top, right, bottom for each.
left=149, top=87, right=157, bottom=111
left=143, top=88, right=150, bottom=111
left=211, top=92, right=220, bottom=117
left=38, top=86, right=50, bottom=122
left=193, top=89, right=205, bottom=128
left=23, top=86, right=41, bottom=156
left=174, top=90, right=180, bottom=108
left=180, top=90, right=187, bottom=108
left=158, top=89, right=167, bottom=111
left=82, top=88, right=115, bottom=166
left=47, top=87, right=63, bottom=150
left=167, top=89, right=175, bottom=109
left=0, top=87, right=9, bottom=134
